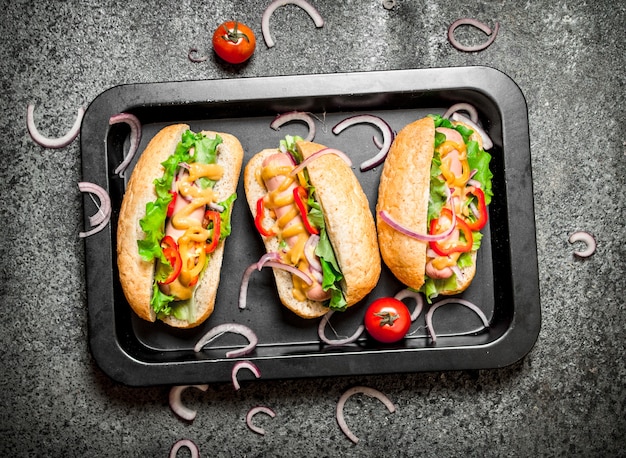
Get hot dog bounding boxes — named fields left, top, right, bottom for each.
left=117, top=124, right=244, bottom=328
left=376, top=115, right=493, bottom=302
left=243, top=136, right=381, bottom=318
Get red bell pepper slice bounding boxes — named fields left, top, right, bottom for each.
left=254, top=197, right=275, bottom=237
left=204, top=210, right=221, bottom=254
left=159, top=235, right=182, bottom=284
left=166, top=191, right=178, bottom=217
left=461, top=186, right=488, bottom=231
left=293, top=186, right=319, bottom=235
left=429, top=208, right=473, bottom=256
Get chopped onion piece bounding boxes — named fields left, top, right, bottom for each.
left=318, top=311, right=365, bottom=346
left=194, top=323, right=258, bottom=358
left=188, top=47, right=209, bottom=62
left=451, top=112, right=493, bottom=150
left=27, top=103, right=84, bottom=149
left=447, top=18, right=500, bottom=52
left=425, top=298, right=490, bottom=344
left=78, top=182, right=112, bottom=238
left=442, top=103, right=479, bottom=124
left=232, top=361, right=261, bottom=390
left=290, top=147, right=352, bottom=176
left=270, top=111, right=316, bottom=142
left=394, top=289, right=424, bottom=321
left=239, top=254, right=301, bottom=310
left=569, top=231, right=596, bottom=258
left=332, top=115, right=394, bottom=171
left=109, top=112, right=142, bottom=177
left=262, top=0, right=324, bottom=48
left=169, top=384, right=209, bottom=422
left=336, top=386, right=396, bottom=444
left=378, top=208, right=456, bottom=242
left=246, top=406, right=276, bottom=435
left=169, top=439, right=200, bottom=458
left=382, top=0, right=396, bottom=10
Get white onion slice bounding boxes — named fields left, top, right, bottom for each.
left=336, top=386, right=396, bottom=444
left=290, top=147, right=352, bottom=176
left=270, top=111, right=316, bottom=142
left=318, top=311, right=365, bottom=346
left=332, top=115, right=394, bottom=171
left=443, top=103, right=479, bottom=124
left=27, top=103, right=84, bottom=149
left=378, top=208, right=456, bottom=242
left=394, top=288, right=424, bottom=321
left=78, top=182, right=112, bottom=238
left=447, top=18, right=500, bottom=52
left=109, top=112, right=142, bottom=177
left=169, top=439, right=200, bottom=458
left=569, top=231, right=596, bottom=258
left=169, top=384, right=209, bottom=422
left=425, top=298, right=490, bottom=343
left=451, top=112, right=493, bottom=150
left=262, top=0, right=324, bottom=48
left=194, top=323, right=258, bottom=358
left=232, top=361, right=261, bottom=390
left=246, top=406, right=276, bottom=435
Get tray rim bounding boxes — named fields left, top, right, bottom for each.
left=81, top=66, right=541, bottom=386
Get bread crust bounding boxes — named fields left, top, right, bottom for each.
left=243, top=143, right=380, bottom=318
left=116, top=125, right=243, bottom=328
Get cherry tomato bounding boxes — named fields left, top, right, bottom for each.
left=364, top=297, right=411, bottom=343
left=212, top=21, right=256, bottom=64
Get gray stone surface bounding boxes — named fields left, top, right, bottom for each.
left=1, top=0, right=624, bottom=456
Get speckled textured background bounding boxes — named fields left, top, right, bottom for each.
left=1, top=0, right=624, bottom=456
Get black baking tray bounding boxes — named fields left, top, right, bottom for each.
left=81, top=67, right=540, bottom=387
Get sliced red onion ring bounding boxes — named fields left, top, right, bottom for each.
left=290, top=147, right=352, bottom=176
left=442, top=103, right=479, bottom=124
left=169, top=439, right=200, bottom=458
left=232, top=361, right=261, bottom=390
left=378, top=208, right=456, bottom=242
left=425, top=298, right=490, bottom=344
left=568, top=231, right=596, bottom=258
left=109, top=112, right=142, bottom=177
left=304, top=234, right=322, bottom=273
left=246, top=406, right=276, bottom=435
left=194, top=323, right=258, bottom=358
left=448, top=18, right=500, bottom=52
left=27, top=104, right=84, bottom=149
left=336, top=386, right=396, bottom=444
left=78, top=182, right=112, bottom=238
left=318, top=311, right=365, bottom=346
left=382, top=0, right=396, bottom=10
left=270, top=111, right=316, bottom=142
left=262, top=0, right=324, bottom=48
left=240, top=254, right=298, bottom=310
left=451, top=112, right=493, bottom=150
left=169, top=384, right=209, bottom=422
left=332, top=115, right=394, bottom=171
left=188, top=47, right=209, bottom=62
left=394, top=289, right=424, bottom=321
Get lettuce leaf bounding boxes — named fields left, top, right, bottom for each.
left=466, top=141, right=493, bottom=205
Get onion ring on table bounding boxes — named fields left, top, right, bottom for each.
left=394, top=288, right=425, bottom=321
left=451, top=112, right=493, bottom=150
left=246, top=406, right=276, bottom=435
left=442, top=103, right=479, bottom=124
left=78, top=182, right=112, bottom=238
left=270, top=111, right=316, bottom=142
left=336, top=386, right=396, bottom=444
left=194, top=323, right=258, bottom=358
left=447, top=18, right=500, bottom=52
left=382, top=0, right=396, bottom=10
left=109, top=112, right=142, bottom=177
left=289, top=147, right=352, bottom=176
left=169, top=439, right=200, bottom=458
left=232, top=361, right=261, bottom=390
left=318, top=311, right=365, bottom=346
left=262, top=0, right=324, bottom=48
left=169, top=384, right=209, bottom=422
left=568, top=231, right=596, bottom=258
left=332, top=114, right=394, bottom=171
left=425, top=298, right=490, bottom=344
left=27, top=103, right=84, bottom=149
left=188, top=47, right=209, bottom=63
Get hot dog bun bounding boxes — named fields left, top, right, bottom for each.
left=117, top=124, right=244, bottom=328
left=243, top=141, right=381, bottom=318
